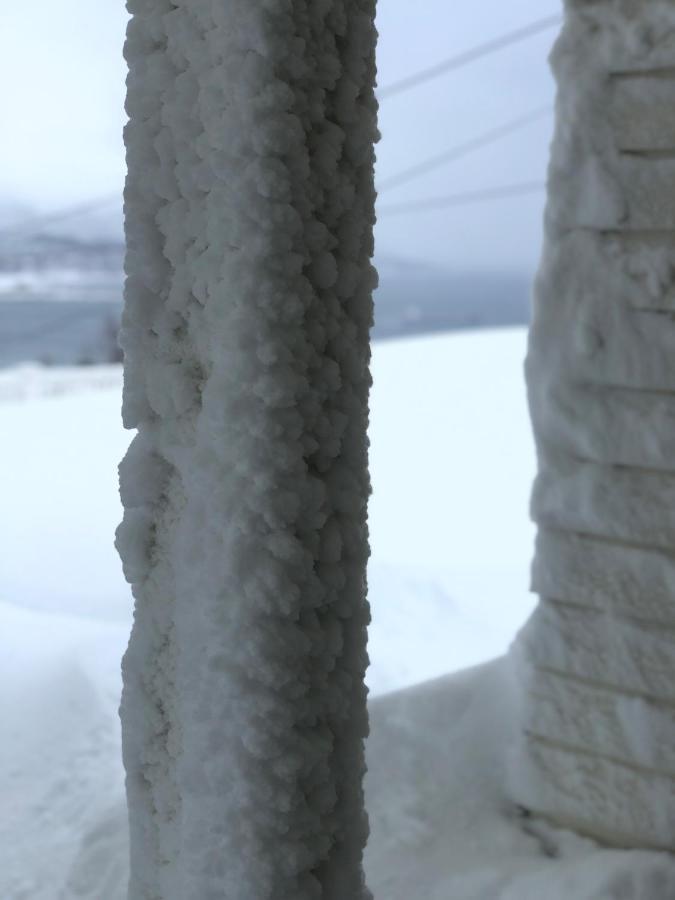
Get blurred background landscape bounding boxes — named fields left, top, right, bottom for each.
left=1, top=2, right=561, bottom=896
left=0, top=0, right=557, bottom=370
left=0, top=234, right=532, bottom=367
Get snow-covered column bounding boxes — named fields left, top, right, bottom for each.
left=116, top=3, right=378, bottom=898
left=512, top=0, right=675, bottom=850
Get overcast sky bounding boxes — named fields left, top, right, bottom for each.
left=1, top=0, right=560, bottom=273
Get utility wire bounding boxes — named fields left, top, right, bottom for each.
left=0, top=19, right=562, bottom=239
left=378, top=105, right=552, bottom=192
left=377, top=180, right=545, bottom=215
left=379, top=14, right=561, bottom=100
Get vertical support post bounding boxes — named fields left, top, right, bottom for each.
left=513, top=0, right=675, bottom=850
left=117, top=3, right=378, bottom=897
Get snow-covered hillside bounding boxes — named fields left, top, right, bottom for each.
left=3, top=328, right=674, bottom=897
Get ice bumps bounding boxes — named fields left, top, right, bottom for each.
left=117, top=2, right=378, bottom=898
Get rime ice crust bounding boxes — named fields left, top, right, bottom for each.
left=512, top=0, right=675, bottom=850
left=116, top=3, right=378, bottom=898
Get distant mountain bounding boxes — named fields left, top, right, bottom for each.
left=0, top=199, right=33, bottom=229
left=375, top=255, right=532, bottom=338
left=0, top=233, right=124, bottom=275
left=0, top=233, right=124, bottom=296
left=0, top=194, right=123, bottom=243
left=0, top=194, right=124, bottom=295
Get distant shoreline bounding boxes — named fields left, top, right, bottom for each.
left=0, top=269, right=531, bottom=368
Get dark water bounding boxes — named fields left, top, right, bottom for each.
left=0, top=271, right=531, bottom=368
left=0, top=294, right=123, bottom=368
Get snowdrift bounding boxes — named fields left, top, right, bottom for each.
left=3, top=330, right=674, bottom=896
left=4, top=606, right=674, bottom=900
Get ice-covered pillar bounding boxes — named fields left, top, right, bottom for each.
left=116, top=2, right=378, bottom=898
left=511, top=0, right=675, bottom=850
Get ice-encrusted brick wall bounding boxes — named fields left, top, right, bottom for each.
left=116, top=2, right=378, bottom=898
left=511, top=0, right=675, bottom=850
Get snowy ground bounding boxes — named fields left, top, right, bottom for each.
left=3, top=328, right=674, bottom=898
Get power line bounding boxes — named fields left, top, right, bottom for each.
left=377, top=180, right=545, bottom=215
left=378, top=105, right=552, bottom=192
left=379, top=14, right=561, bottom=100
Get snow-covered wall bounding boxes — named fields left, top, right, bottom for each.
left=512, top=0, right=675, bottom=851
left=116, top=2, right=378, bottom=898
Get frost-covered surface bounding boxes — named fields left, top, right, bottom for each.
left=1, top=330, right=536, bottom=684
left=118, top=2, right=378, bottom=897
left=514, top=0, right=675, bottom=849
left=1, top=329, right=537, bottom=899
left=5, top=610, right=675, bottom=899
left=6, top=334, right=675, bottom=896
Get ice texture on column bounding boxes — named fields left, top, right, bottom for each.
left=116, top=2, right=378, bottom=898
left=512, top=0, right=675, bottom=850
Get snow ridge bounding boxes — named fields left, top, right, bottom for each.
left=116, top=2, right=378, bottom=898
left=513, top=0, right=675, bottom=850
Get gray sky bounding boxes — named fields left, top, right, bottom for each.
left=1, top=0, right=560, bottom=272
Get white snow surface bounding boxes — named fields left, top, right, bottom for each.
left=4, top=328, right=675, bottom=897
left=514, top=0, right=675, bottom=851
